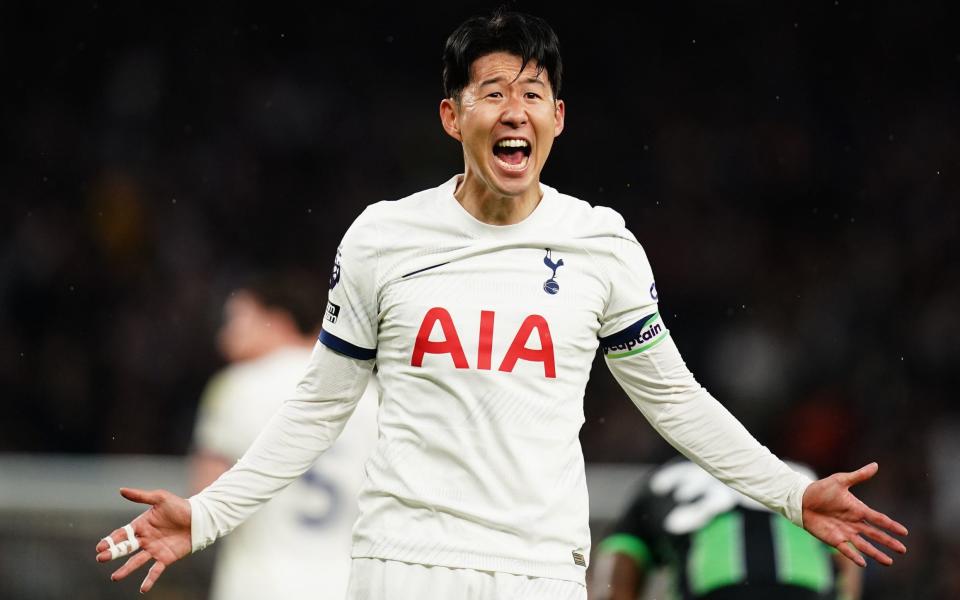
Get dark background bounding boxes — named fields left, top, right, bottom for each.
left=1, top=2, right=957, bottom=597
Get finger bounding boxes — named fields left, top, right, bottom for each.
left=97, top=525, right=129, bottom=552
left=96, top=530, right=120, bottom=554
left=839, top=462, right=878, bottom=487
left=140, top=560, right=166, bottom=593
left=111, top=551, right=152, bottom=581
left=120, top=487, right=163, bottom=505
left=849, top=533, right=893, bottom=566
left=109, top=524, right=141, bottom=559
left=96, top=525, right=134, bottom=561
left=836, top=541, right=866, bottom=568
left=864, top=507, right=909, bottom=537
left=858, top=521, right=907, bottom=554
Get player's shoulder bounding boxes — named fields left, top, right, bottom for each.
left=258, top=346, right=313, bottom=373
left=361, top=189, right=434, bottom=219
left=544, top=184, right=636, bottom=242
left=197, top=363, right=246, bottom=411
left=225, top=347, right=310, bottom=384
left=341, top=182, right=446, bottom=244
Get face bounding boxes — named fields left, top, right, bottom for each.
left=440, top=51, right=565, bottom=198
left=217, top=291, right=272, bottom=363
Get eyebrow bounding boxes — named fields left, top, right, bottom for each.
left=478, top=76, right=546, bottom=88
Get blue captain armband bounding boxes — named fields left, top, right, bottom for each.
left=599, top=312, right=669, bottom=359
left=319, top=330, right=377, bottom=361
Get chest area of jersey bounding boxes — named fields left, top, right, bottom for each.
left=379, top=246, right=605, bottom=378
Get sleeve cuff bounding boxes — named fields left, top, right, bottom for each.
left=188, top=495, right=213, bottom=553
left=786, top=473, right=815, bottom=528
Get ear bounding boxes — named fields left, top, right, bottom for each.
left=439, top=98, right=462, bottom=142
left=553, top=99, right=566, bottom=137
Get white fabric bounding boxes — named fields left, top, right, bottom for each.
left=189, top=174, right=813, bottom=587
left=189, top=343, right=373, bottom=548
left=123, top=524, right=139, bottom=553
left=605, top=334, right=813, bottom=526
left=191, top=345, right=379, bottom=600
left=346, top=558, right=586, bottom=600
left=102, top=524, right=139, bottom=560
left=324, top=175, right=664, bottom=582
left=646, top=460, right=817, bottom=535
left=101, top=534, right=118, bottom=559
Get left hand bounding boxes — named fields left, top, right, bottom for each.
left=801, top=462, right=908, bottom=567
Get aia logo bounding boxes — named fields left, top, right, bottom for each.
left=543, top=248, right=564, bottom=295
left=411, top=307, right=556, bottom=378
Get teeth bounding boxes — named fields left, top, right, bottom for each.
left=496, top=139, right=529, bottom=148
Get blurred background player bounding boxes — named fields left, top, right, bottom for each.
left=191, top=273, right=378, bottom=600
left=589, top=459, right=862, bottom=600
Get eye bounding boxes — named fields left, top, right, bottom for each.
left=525, top=92, right=542, bottom=100
left=487, top=91, right=503, bottom=98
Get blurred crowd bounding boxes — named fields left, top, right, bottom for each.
left=1, top=3, right=957, bottom=597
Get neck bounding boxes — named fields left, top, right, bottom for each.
left=454, top=172, right=541, bottom=226
left=259, top=330, right=312, bottom=356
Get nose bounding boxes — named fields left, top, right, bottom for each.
left=499, top=93, right=528, bottom=128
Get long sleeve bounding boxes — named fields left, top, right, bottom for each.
left=604, top=333, right=812, bottom=527
left=189, top=342, right=374, bottom=552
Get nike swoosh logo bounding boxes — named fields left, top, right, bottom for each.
left=401, top=262, right=450, bottom=278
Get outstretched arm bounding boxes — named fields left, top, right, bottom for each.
left=189, top=342, right=372, bottom=551
left=94, top=342, right=374, bottom=591
left=605, top=333, right=907, bottom=566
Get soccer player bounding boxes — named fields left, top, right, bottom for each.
left=589, top=459, right=863, bottom=600
left=95, top=10, right=907, bottom=599
left=190, top=278, right=378, bottom=600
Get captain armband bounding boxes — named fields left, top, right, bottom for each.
left=599, top=312, right=669, bottom=359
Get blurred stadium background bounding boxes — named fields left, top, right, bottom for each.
left=1, top=2, right=957, bottom=598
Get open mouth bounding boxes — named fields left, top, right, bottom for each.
left=492, top=138, right=531, bottom=171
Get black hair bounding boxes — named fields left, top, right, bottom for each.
left=241, top=270, right=323, bottom=336
left=442, top=8, right=562, bottom=103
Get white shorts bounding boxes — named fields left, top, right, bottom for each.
left=346, top=558, right=586, bottom=600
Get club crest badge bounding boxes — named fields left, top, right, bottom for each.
left=329, top=247, right=342, bottom=290
left=543, top=248, right=564, bottom=295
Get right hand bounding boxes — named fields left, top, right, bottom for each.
left=801, top=463, right=908, bottom=567
left=95, top=488, right=192, bottom=593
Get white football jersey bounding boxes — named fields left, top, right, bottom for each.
left=321, top=174, right=665, bottom=583
left=193, top=346, right=379, bottom=600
